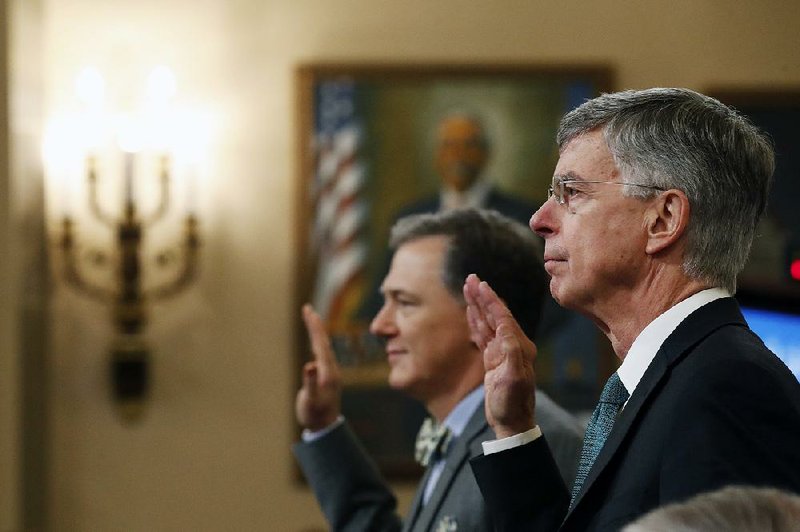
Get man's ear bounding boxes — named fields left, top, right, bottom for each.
left=645, top=190, right=690, bottom=255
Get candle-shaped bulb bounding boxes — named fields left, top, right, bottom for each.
left=42, top=118, right=78, bottom=217
left=75, top=67, right=105, bottom=109
left=146, top=66, right=177, bottom=104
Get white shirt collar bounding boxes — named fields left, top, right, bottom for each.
left=440, top=179, right=491, bottom=212
left=617, top=287, right=731, bottom=395
left=442, top=385, right=484, bottom=438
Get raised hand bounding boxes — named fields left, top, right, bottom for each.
left=463, top=274, right=537, bottom=438
left=295, top=304, right=342, bottom=431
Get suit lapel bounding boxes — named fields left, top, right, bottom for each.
left=404, top=468, right=433, bottom=532
left=407, top=403, right=488, bottom=531
left=568, top=298, right=747, bottom=514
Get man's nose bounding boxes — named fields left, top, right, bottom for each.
left=530, top=200, right=556, bottom=239
left=369, top=303, right=395, bottom=336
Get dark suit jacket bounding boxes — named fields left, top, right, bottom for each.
left=294, top=393, right=582, bottom=532
left=470, top=297, right=800, bottom=531
left=293, top=402, right=495, bottom=532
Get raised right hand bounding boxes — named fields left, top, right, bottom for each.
left=463, top=274, right=538, bottom=439
left=295, top=304, right=342, bottom=431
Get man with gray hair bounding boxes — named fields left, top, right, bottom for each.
left=623, top=486, right=800, bottom=532
left=464, top=88, right=800, bottom=530
left=294, top=208, right=583, bottom=531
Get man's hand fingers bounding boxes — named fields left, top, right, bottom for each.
left=466, top=276, right=507, bottom=333
left=496, top=321, right=536, bottom=373
left=479, top=280, right=513, bottom=331
left=466, top=304, right=488, bottom=350
left=464, top=274, right=495, bottom=349
left=302, top=304, right=338, bottom=381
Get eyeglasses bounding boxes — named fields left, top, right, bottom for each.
left=547, top=177, right=665, bottom=209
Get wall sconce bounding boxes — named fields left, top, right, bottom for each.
left=44, top=66, right=207, bottom=422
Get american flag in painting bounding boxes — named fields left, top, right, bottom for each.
left=310, top=80, right=369, bottom=330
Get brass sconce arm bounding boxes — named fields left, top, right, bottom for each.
left=145, top=214, right=200, bottom=301
left=59, top=216, right=116, bottom=302
left=86, top=156, right=117, bottom=228
left=142, top=155, right=171, bottom=226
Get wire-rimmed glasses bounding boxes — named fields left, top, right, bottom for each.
left=547, top=177, right=665, bottom=209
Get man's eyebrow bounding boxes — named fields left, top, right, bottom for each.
left=554, top=171, right=585, bottom=182
left=381, top=288, right=412, bottom=299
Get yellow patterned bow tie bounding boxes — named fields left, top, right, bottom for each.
left=415, top=417, right=453, bottom=467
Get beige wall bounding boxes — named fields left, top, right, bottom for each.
left=3, top=0, right=797, bottom=530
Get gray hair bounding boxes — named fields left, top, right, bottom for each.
left=622, top=485, right=800, bottom=532
left=557, top=88, right=775, bottom=293
left=389, top=208, right=546, bottom=339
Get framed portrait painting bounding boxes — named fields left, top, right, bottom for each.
left=295, top=63, right=613, bottom=478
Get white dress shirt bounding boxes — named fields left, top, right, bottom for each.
left=440, top=179, right=491, bottom=211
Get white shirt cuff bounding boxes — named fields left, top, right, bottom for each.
left=301, top=415, right=345, bottom=443
left=482, top=426, right=542, bottom=455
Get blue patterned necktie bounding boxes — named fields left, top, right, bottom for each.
left=415, top=417, right=452, bottom=467
left=570, top=372, right=629, bottom=506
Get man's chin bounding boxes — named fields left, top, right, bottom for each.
left=550, top=287, right=587, bottom=316
left=443, top=169, right=480, bottom=191
left=549, top=279, right=563, bottom=304
left=388, top=373, right=419, bottom=397
left=549, top=283, right=576, bottom=311
left=386, top=372, right=405, bottom=391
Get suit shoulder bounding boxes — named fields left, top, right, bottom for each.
left=680, top=322, right=797, bottom=387
left=661, top=323, right=800, bottom=433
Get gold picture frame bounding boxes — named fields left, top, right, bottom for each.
left=294, top=62, right=613, bottom=478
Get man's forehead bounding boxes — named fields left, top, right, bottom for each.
left=555, top=133, right=617, bottom=175
left=439, top=116, right=483, bottom=137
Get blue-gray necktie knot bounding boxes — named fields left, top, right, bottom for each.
left=570, top=372, right=629, bottom=506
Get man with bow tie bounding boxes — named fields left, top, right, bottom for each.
left=293, top=208, right=583, bottom=531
